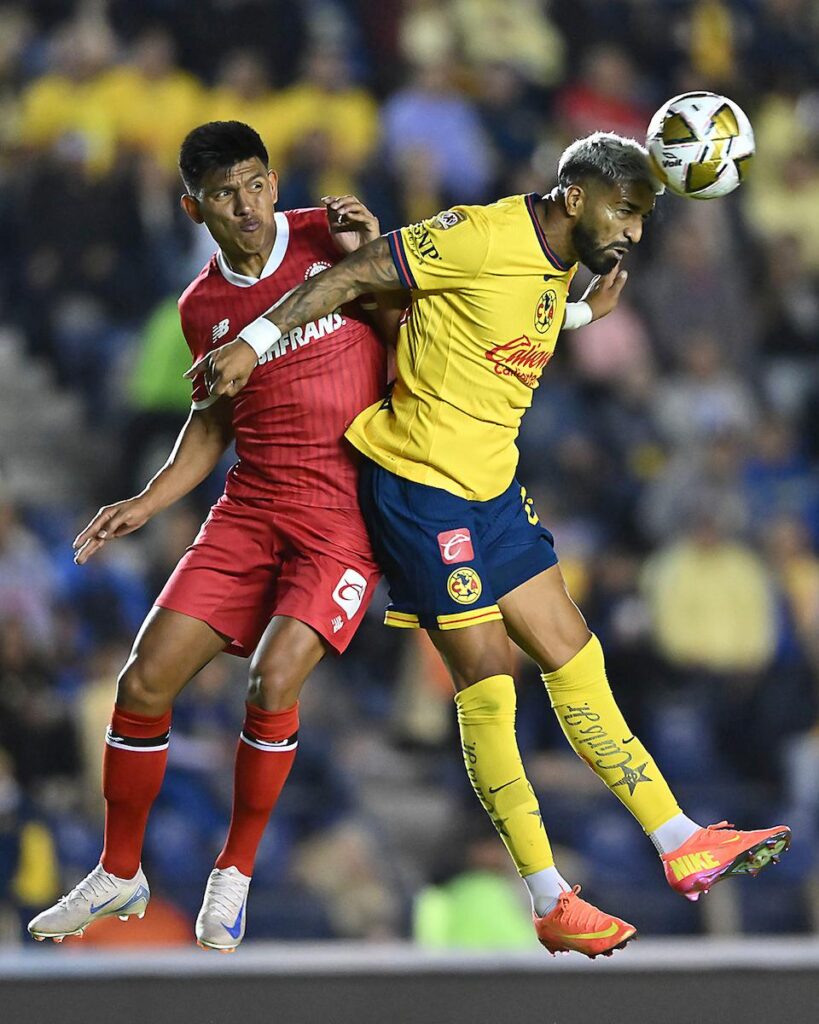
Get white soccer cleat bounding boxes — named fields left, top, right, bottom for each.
left=28, top=864, right=150, bottom=942
left=195, top=866, right=251, bottom=953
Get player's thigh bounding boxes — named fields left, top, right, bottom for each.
left=427, top=619, right=514, bottom=692
left=498, top=564, right=591, bottom=672
left=248, top=615, right=329, bottom=711
left=117, top=606, right=228, bottom=710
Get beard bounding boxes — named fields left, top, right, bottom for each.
left=571, top=219, right=619, bottom=275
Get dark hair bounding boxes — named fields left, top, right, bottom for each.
left=178, top=121, right=268, bottom=196
left=557, top=131, right=663, bottom=195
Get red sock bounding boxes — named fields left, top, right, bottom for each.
left=215, top=702, right=299, bottom=876
left=100, top=705, right=172, bottom=878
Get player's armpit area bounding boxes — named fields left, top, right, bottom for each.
left=269, top=237, right=401, bottom=336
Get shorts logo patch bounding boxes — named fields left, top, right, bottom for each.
left=437, top=528, right=474, bottom=564
left=331, top=615, right=344, bottom=634
left=332, top=568, right=368, bottom=620
left=447, top=567, right=482, bottom=605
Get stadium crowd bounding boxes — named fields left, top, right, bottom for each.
left=1, top=0, right=819, bottom=947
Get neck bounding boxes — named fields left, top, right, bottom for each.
left=221, top=220, right=277, bottom=279
left=533, top=191, right=578, bottom=267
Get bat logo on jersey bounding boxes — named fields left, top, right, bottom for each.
left=212, top=318, right=230, bottom=342
left=534, top=290, right=557, bottom=334
left=437, top=528, right=474, bottom=564
left=256, top=312, right=347, bottom=366
left=332, top=568, right=368, bottom=620
left=305, top=261, right=332, bottom=279
left=485, top=335, right=554, bottom=388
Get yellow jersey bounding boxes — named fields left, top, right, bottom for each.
left=346, top=194, right=576, bottom=500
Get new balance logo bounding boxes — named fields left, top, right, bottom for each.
left=669, top=851, right=721, bottom=881
left=212, top=318, right=230, bottom=342
left=331, top=615, right=344, bottom=633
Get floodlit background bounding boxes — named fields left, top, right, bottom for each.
left=1, top=0, right=819, bottom=959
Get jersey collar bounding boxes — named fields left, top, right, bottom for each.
left=216, top=211, right=290, bottom=287
left=524, top=193, right=573, bottom=273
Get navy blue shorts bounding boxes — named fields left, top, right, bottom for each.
left=358, top=458, right=558, bottom=631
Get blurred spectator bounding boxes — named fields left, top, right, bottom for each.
left=382, top=60, right=492, bottom=214
left=276, top=44, right=379, bottom=203
left=641, top=513, right=776, bottom=673
left=652, top=331, right=757, bottom=447
left=205, top=50, right=284, bottom=170
left=554, top=43, right=651, bottom=141
left=413, top=826, right=533, bottom=949
left=0, top=496, right=57, bottom=648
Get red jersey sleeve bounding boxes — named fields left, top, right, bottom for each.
left=178, top=280, right=218, bottom=410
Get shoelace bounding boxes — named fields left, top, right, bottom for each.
left=551, top=885, right=601, bottom=932
left=204, top=871, right=247, bottom=919
left=706, top=821, right=735, bottom=831
left=60, top=866, right=114, bottom=906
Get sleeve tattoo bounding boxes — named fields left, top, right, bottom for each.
left=266, top=236, right=401, bottom=334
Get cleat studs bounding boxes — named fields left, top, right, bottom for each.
left=119, top=916, right=128, bottom=921
left=138, top=912, right=145, bottom=919
left=53, top=937, right=63, bottom=944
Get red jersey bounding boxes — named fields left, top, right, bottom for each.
left=179, top=208, right=387, bottom=508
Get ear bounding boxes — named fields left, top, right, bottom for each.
left=267, top=169, right=279, bottom=204
left=180, top=193, right=204, bottom=224
left=563, top=183, right=586, bottom=220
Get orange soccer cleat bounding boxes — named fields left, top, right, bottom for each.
left=533, top=886, right=636, bottom=959
left=663, top=821, right=791, bottom=901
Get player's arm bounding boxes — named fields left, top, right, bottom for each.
left=72, top=400, right=234, bottom=565
left=562, top=267, right=629, bottom=330
left=185, top=238, right=401, bottom=396
left=323, top=194, right=408, bottom=348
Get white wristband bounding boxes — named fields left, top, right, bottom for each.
left=562, top=301, right=593, bottom=331
left=238, top=316, right=283, bottom=358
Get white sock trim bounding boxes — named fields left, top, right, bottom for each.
left=523, top=865, right=572, bottom=917
left=649, top=812, right=702, bottom=855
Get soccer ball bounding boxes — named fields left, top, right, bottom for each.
left=646, top=92, right=754, bottom=200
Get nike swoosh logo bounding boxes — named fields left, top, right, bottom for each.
left=722, top=834, right=742, bottom=844
left=222, top=904, right=245, bottom=940
left=622, top=736, right=636, bottom=745
left=89, top=895, right=120, bottom=914
left=488, top=778, right=520, bottom=794
left=557, top=921, right=620, bottom=941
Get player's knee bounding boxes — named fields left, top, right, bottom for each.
left=116, top=657, right=175, bottom=716
left=246, top=661, right=302, bottom=712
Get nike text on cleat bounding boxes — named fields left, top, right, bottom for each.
left=663, top=821, right=792, bottom=901
left=195, top=866, right=251, bottom=952
left=533, top=885, right=636, bottom=958
left=27, top=864, right=150, bottom=942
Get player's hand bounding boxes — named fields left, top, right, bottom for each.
left=322, top=195, right=381, bottom=253
left=582, top=267, right=629, bottom=322
left=184, top=338, right=257, bottom=397
left=72, top=495, right=155, bottom=565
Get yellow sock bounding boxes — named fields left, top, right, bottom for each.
left=542, top=635, right=680, bottom=834
left=455, top=674, right=554, bottom=877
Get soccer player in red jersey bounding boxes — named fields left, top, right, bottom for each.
left=28, top=121, right=395, bottom=951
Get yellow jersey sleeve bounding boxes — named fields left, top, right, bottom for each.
left=388, top=207, right=492, bottom=291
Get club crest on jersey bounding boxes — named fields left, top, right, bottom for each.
left=534, top=289, right=557, bottom=334
left=437, top=528, right=474, bottom=564
left=305, top=261, right=332, bottom=279
left=332, top=568, right=368, bottom=620
left=447, top=567, right=482, bottom=605
left=212, top=318, right=230, bottom=342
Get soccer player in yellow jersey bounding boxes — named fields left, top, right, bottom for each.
left=194, top=132, right=791, bottom=958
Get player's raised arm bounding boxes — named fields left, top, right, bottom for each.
left=185, top=237, right=401, bottom=397
left=72, top=401, right=234, bottom=565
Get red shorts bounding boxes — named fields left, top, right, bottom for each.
left=156, top=495, right=380, bottom=656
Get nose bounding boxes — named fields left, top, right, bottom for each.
left=624, top=217, right=643, bottom=245
left=233, top=190, right=252, bottom=216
